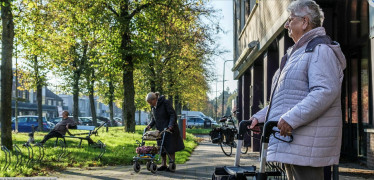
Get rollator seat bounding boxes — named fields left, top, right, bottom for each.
left=224, top=166, right=256, bottom=176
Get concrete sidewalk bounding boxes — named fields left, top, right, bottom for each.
left=52, top=135, right=374, bottom=180
left=53, top=136, right=260, bottom=180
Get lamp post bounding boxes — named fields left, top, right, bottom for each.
left=222, top=60, right=233, bottom=117
left=214, top=80, right=226, bottom=120
left=215, top=82, right=218, bottom=120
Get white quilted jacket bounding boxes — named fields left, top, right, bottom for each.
left=253, top=27, right=346, bottom=167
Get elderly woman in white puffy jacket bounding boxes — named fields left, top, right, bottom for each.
left=248, top=1, right=346, bottom=180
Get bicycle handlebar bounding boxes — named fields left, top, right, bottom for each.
left=219, top=115, right=237, bottom=129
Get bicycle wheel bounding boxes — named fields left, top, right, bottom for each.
left=220, top=135, right=232, bottom=156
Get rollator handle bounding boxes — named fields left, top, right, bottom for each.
left=262, top=121, right=278, bottom=143
left=237, top=120, right=263, bottom=140
left=143, top=127, right=148, bottom=134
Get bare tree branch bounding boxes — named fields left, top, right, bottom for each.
left=128, top=2, right=151, bottom=19
left=104, top=3, right=119, bottom=17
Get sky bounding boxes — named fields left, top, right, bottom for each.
left=206, top=0, right=236, bottom=100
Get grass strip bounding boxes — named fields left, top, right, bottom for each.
left=0, top=125, right=198, bottom=177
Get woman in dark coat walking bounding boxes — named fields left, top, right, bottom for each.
left=146, top=92, right=185, bottom=171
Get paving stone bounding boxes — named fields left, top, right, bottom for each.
left=50, top=135, right=374, bottom=180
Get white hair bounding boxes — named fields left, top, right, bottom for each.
left=287, top=0, right=324, bottom=28
left=146, top=92, right=159, bottom=101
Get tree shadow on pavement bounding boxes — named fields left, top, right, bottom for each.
left=61, top=170, right=122, bottom=180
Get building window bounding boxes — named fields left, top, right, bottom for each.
left=249, top=0, right=256, bottom=13
left=238, top=0, right=257, bottom=32
left=25, top=91, right=29, bottom=100
left=236, top=0, right=241, bottom=35
left=245, top=0, right=257, bottom=18
left=240, top=0, right=246, bottom=30
left=361, top=58, right=369, bottom=124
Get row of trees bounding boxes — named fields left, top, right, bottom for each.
left=1, top=0, right=223, bottom=150
left=203, top=88, right=237, bottom=121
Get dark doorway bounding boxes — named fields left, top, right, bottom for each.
left=327, top=0, right=371, bottom=159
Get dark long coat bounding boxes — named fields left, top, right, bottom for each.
left=148, top=96, right=185, bottom=154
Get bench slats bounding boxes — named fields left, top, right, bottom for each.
left=76, top=125, right=96, bottom=131
left=56, top=123, right=107, bottom=148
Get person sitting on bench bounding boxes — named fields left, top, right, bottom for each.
left=36, top=111, right=77, bottom=146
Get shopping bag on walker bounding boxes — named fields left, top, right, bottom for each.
left=136, top=145, right=158, bottom=154
left=143, top=130, right=161, bottom=140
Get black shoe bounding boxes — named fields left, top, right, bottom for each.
left=157, top=166, right=168, bottom=171
left=165, top=168, right=175, bottom=173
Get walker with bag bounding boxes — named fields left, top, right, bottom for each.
left=212, top=120, right=293, bottom=180
left=133, top=127, right=176, bottom=174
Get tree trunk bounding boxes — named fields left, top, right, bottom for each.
left=169, top=95, right=173, bottom=106
left=1, top=0, right=14, bottom=150
left=115, top=0, right=151, bottom=132
left=34, top=55, right=43, bottom=131
left=175, top=94, right=182, bottom=116
left=73, top=72, right=79, bottom=122
left=149, top=61, right=156, bottom=92
left=37, top=84, right=43, bottom=131
left=175, top=95, right=182, bottom=129
left=108, top=80, right=114, bottom=126
left=87, top=69, right=97, bottom=126
left=72, top=43, right=87, bottom=123
left=122, top=63, right=136, bottom=132
left=109, top=100, right=114, bottom=125
left=89, top=81, right=97, bottom=126
left=120, top=10, right=135, bottom=132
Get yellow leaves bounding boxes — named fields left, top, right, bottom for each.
left=26, top=1, right=37, bottom=9
left=27, top=2, right=34, bottom=9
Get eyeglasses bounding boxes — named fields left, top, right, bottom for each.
left=286, top=16, right=304, bottom=24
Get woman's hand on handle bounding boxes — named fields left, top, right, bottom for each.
left=146, top=125, right=151, bottom=131
left=248, top=117, right=261, bottom=134
left=277, top=118, right=293, bottom=137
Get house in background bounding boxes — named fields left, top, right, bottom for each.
left=12, top=73, right=66, bottom=119
left=135, top=110, right=149, bottom=125
left=58, top=95, right=122, bottom=118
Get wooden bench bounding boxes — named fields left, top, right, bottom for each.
left=55, top=122, right=107, bottom=147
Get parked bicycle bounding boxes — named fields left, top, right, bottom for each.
left=209, top=115, right=248, bottom=156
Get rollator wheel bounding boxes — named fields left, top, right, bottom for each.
left=133, top=161, right=141, bottom=173
left=146, top=161, right=151, bottom=171
left=150, top=162, right=157, bottom=173
left=241, top=145, right=248, bottom=154
left=240, top=141, right=248, bottom=154
left=168, top=162, right=176, bottom=172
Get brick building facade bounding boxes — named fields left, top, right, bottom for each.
left=232, top=0, right=374, bottom=168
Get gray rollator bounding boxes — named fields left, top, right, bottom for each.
left=133, top=128, right=176, bottom=174
left=212, top=120, right=293, bottom=180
